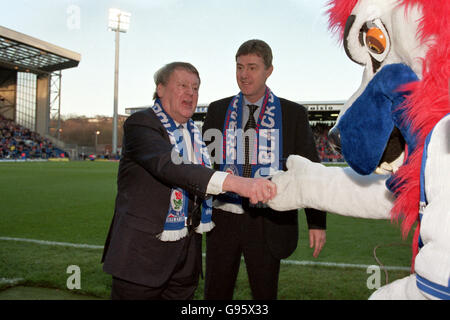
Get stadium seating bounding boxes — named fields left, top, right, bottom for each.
left=311, top=123, right=344, bottom=162
left=0, top=115, right=68, bottom=160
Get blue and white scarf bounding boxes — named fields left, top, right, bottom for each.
left=151, top=99, right=214, bottom=241
left=218, top=87, right=283, bottom=205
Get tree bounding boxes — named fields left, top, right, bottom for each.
left=57, top=115, right=126, bottom=152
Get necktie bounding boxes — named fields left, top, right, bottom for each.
left=242, top=104, right=258, bottom=177
left=177, top=124, right=193, bottom=162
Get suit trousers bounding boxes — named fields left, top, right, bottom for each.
left=111, top=232, right=202, bottom=300
left=204, top=208, right=280, bottom=300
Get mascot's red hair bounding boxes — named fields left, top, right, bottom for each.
left=270, top=0, right=450, bottom=299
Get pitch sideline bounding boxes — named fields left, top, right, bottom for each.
left=0, top=278, right=24, bottom=285
left=0, top=236, right=410, bottom=271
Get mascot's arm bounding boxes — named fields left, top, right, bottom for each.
left=269, top=155, right=394, bottom=219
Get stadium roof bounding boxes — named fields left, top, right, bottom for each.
left=0, top=25, right=81, bottom=74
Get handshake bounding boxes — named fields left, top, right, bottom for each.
left=222, top=174, right=277, bottom=205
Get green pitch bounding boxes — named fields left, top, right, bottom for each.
left=0, top=161, right=412, bottom=299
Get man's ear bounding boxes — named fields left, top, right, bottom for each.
left=266, top=65, right=274, bottom=78
left=157, top=83, right=165, bottom=99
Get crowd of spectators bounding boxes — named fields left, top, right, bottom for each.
left=312, top=123, right=344, bottom=162
left=0, top=115, right=67, bottom=160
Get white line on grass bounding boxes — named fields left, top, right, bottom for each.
left=0, top=236, right=103, bottom=249
left=0, top=236, right=410, bottom=271
left=279, top=259, right=410, bottom=271
left=0, top=278, right=24, bottom=285
left=200, top=254, right=410, bottom=272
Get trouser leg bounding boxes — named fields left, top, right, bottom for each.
left=204, top=208, right=242, bottom=300
left=161, top=233, right=202, bottom=300
left=242, top=212, right=280, bottom=300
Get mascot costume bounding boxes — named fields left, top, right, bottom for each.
left=269, top=0, right=449, bottom=299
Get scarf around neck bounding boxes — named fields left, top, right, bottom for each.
left=218, top=87, right=283, bottom=205
left=151, top=99, right=214, bottom=241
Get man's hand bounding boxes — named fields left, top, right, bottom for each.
left=222, top=174, right=277, bottom=204
left=309, top=229, right=326, bottom=258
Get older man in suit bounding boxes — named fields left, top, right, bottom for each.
left=202, top=40, right=327, bottom=300
left=102, top=62, right=277, bottom=300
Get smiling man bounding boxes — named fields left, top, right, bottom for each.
left=202, top=40, right=327, bottom=300
left=102, top=62, right=277, bottom=300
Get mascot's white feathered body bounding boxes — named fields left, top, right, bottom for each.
left=269, top=0, right=449, bottom=299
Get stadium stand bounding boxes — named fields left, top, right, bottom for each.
left=311, top=123, right=344, bottom=162
left=0, top=26, right=80, bottom=160
left=0, top=114, right=67, bottom=160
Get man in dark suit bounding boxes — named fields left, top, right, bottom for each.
left=102, top=62, right=277, bottom=300
left=202, top=40, right=327, bottom=300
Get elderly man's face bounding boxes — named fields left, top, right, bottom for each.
left=157, top=68, right=200, bottom=124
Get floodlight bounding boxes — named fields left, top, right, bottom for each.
left=108, top=8, right=130, bottom=155
left=108, top=8, right=131, bottom=33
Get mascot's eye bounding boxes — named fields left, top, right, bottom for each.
left=361, top=19, right=390, bottom=65
left=366, top=27, right=387, bottom=54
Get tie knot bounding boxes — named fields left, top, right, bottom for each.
left=247, top=104, right=258, bottom=115
left=244, top=105, right=258, bottom=131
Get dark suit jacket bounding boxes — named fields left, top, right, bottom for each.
left=102, top=108, right=216, bottom=288
left=202, top=96, right=326, bottom=259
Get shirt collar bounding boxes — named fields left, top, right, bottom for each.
left=243, top=95, right=264, bottom=108
left=174, top=120, right=185, bottom=129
